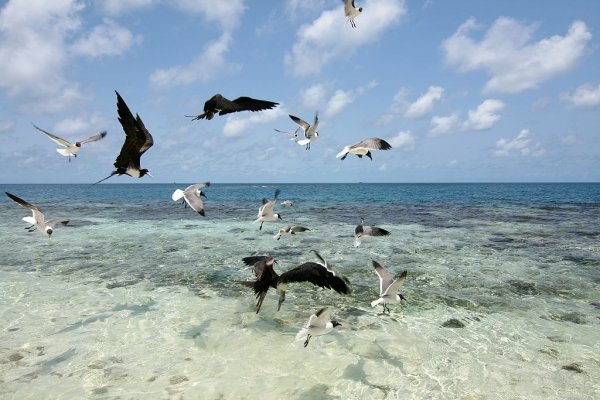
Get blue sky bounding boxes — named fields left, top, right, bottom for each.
left=1, top=0, right=599, bottom=183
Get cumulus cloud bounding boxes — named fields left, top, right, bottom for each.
left=285, top=0, right=406, bottom=76
left=561, top=83, right=600, bottom=108
left=324, top=80, right=378, bottom=117
left=222, top=106, right=287, bottom=138
left=99, top=0, right=157, bottom=15
left=429, top=113, right=461, bottom=136
left=71, top=18, right=141, bottom=57
left=387, top=131, right=415, bottom=150
left=494, top=129, right=545, bottom=156
left=53, top=112, right=108, bottom=136
left=301, top=83, right=329, bottom=108
left=377, top=88, right=408, bottom=124
left=442, top=17, right=591, bottom=93
left=405, top=86, right=444, bottom=118
left=149, top=33, right=241, bottom=87
left=463, top=99, right=505, bottom=130
left=0, top=119, right=14, bottom=134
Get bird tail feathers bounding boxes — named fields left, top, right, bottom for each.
left=336, top=150, right=347, bottom=158
left=295, top=328, right=309, bottom=341
left=171, top=189, right=185, bottom=201
left=297, top=138, right=311, bottom=146
left=56, top=149, right=71, bottom=156
left=22, top=216, right=36, bottom=225
left=371, top=298, right=383, bottom=308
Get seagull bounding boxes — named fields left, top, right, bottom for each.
left=273, top=225, right=310, bottom=240
left=370, top=261, right=407, bottom=313
left=33, top=124, right=107, bottom=162
left=5, top=192, right=69, bottom=237
left=172, top=182, right=210, bottom=216
left=343, top=0, right=363, bottom=28
left=187, top=94, right=279, bottom=121
left=254, top=189, right=282, bottom=230
left=296, top=307, right=341, bottom=347
left=94, top=91, right=154, bottom=184
left=274, top=127, right=299, bottom=142
left=354, top=218, right=390, bottom=247
left=239, top=250, right=352, bottom=313
left=280, top=200, right=294, bottom=207
left=336, top=138, right=392, bottom=161
left=289, top=113, right=319, bottom=150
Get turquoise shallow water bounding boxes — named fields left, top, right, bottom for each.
left=0, top=183, right=599, bottom=399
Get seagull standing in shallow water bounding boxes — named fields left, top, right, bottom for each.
left=370, top=261, right=407, bottom=313
left=296, top=307, right=341, bottom=347
left=5, top=192, right=69, bottom=237
left=343, top=0, right=363, bottom=28
left=254, top=189, right=282, bottom=230
left=289, top=113, right=319, bottom=150
left=94, top=91, right=154, bottom=184
left=336, top=138, right=392, bottom=161
left=172, top=182, right=210, bottom=216
left=239, top=251, right=352, bottom=313
left=354, top=218, right=391, bottom=247
left=33, top=124, right=106, bottom=162
left=187, top=94, right=279, bottom=121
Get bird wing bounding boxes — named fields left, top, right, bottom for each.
left=32, top=124, right=72, bottom=148
left=223, top=96, right=279, bottom=115
left=383, top=270, right=408, bottom=297
left=289, top=114, right=310, bottom=131
left=78, top=131, right=107, bottom=145
left=310, top=307, right=332, bottom=328
left=114, top=91, right=154, bottom=169
left=366, top=226, right=390, bottom=237
left=354, top=138, right=392, bottom=151
left=183, top=182, right=210, bottom=215
left=259, top=199, right=276, bottom=216
left=343, top=0, right=354, bottom=16
left=373, top=261, right=394, bottom=296
left=241, top=255, right=270, bottom=267
left=5, top=192, right=42, bottom=213
left=279, top=262, right=352, bottom=294
left=46, top=219, right=70, bottom=228
left=291, top=226, right=309, bottom=233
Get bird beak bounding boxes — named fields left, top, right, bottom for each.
left=146, top=172, right=154, bottom=179
left=277, top=291, right=285, bottom=311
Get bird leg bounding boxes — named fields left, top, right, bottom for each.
left=25, top=225, right=35, bottom=232
left=304, top=335, right=311, bottom=347
left=383, top=304, right=391, bottom=314
left=259, top=222, right=264, bottom=231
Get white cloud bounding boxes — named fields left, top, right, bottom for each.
left=429, top=113, right=461, bottom=136
left=285, top=0, right=406, bottom=76
left=149, top=33, right=240, bottom=87
left=324, top=80, right=377, bottom=117
left=561, top=83, right=600, bottom=108
left=442, top=17, right=591, bottom=93
left=561, top=132, right=577, bottom=145
left=171, top=0, right=245, bottom=31
left=223, top=106, right=287, bottom=138
left=378, top=88, right=408, bottom=124
left=71, top=18, right=142, bottom=58
left=463, top=99, right=504, bottom=130
left=53, top=112, right=108, bottom=136
left=494, top=129, right=545, bottom=156
left=99, top=0, right=156, bottom=15
left=405, top=86, right=444, bottom=118
left=387, top=130, right=415, bottom=150
left=301, top=83, right=329, bottom=108
left=0, top=119, right=14, bottom=134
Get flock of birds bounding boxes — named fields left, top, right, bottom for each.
left=5, top=1, right=407, bottom=346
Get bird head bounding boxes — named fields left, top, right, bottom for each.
left=199, top=190, right=207, bottom=199
left=75, top=142, right=82, bottom=147
left=332, top=321, right=342, bottom=328
left=45, top=228, right=53, bottom=237
left=140, top=169, right=153, bottom=178
left=358, top=7, right=363, bottom=12
left=366, top=151, right=372, bottom=160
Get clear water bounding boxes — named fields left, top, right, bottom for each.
left=1, top=183, right=599, bottom=399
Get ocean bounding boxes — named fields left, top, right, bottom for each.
left=0, top=183, right=599, bottom=399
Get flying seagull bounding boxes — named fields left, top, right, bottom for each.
left=172, top=182, right=210, bottom=216
left=280, top=200, right=294, bottom=207
left=354, top=218, right=390, bottom=247
left=336, top=138, right=392, bottom=161
left=187, top=94, right=279, bottom=121
left=273, top=225, right=310, bottom=240
left=370, top=261, right=407, bottom=313
left=239, top=250, right=352, bottom=313
left=274, top=127, right=300, bottom=142
left=289, top=113, right=319, bottom=150
left=254, top=188, right=282, bottom=230
left=296, top=307, right=341, bottom=347
left=95, top=91, right=154, bottom=184
left=5, top=192, right=69, bottom=237
left=33, top=124, right=106, bottom=162
left=343, top=0, right=363, bottom=28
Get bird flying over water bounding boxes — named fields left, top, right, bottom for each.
left=187, top=94, right=279, bottom=121
left=5, top=192, right=69, bottom=237
left=336, top=138, right=392, bottom=161
left=289, top=113, right=319, bottom=150
left=172, top=182, right=210, bottom=216
left=239, top=251, right=352, bottom=313
left=371, top=261, right=407, bottom=313
left=33, top=124, right=107, bottom=162
left=273, top=225, right=310, bottom=240
left=343, top=0, right=363, bottom=28
left=95, top=91, right=154, bottom=184
left=296, top=307, right=341, bottom=347
left=254, top=188, right=282, bottom=230
left=354, top=218, right=390, bottom=247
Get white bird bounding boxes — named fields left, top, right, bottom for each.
left=370, top=261, right=407, bottom=313
left=254, top=189, right=282, bottom=230
left=172, top=182, right=210, bottom=216
left=33, top=124, right=107, bottom=162
left=290, top=113, right=319, bottom=150
left=5, top=192, right=69, bottom=237
left=296, top=307, right=341, bottom=347
left=280, top=200, right=294, bottom=207
left=354, top=218, right=390, bottom=247
left=343, top=0, right=363, bottom=28
left=274, top=127, right=300, bottom=142
left=336, top=138, right=392, bottom=161
left=273, top=225, right=309, bottom=240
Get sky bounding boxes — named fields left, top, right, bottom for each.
left=0, top=0, right=599, bottom=183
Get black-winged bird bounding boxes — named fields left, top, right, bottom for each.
left=187, top=94, right=279, bottom=121
left=296, top=307, right=341, bottom=347
left=343, top=0, right=363, bottom=28
left=172, top=182, right=210, bottom=216
left=354, top=218, right=390, bottom=247
left=371, top=261, right=407, bottom=313
left=336, top=138, right=392, bottom=161
left=5, top=192, right=69, bottom=237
